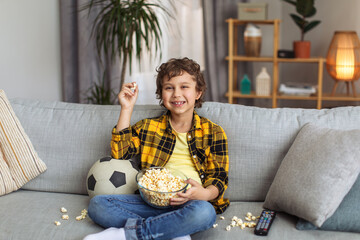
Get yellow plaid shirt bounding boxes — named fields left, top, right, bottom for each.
left=111, top=111, right=229, bottom=214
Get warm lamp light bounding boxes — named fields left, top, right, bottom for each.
left=326, top=31, right=360, bottom=97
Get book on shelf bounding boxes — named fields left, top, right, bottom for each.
left=279, top=82, right=317, bottom=96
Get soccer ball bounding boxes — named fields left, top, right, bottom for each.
left=86, top=156, right=139, bottom=198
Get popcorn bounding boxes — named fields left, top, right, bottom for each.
left=81, top=209, right=88, bottom=217
left=240, top=223, right=246, bottom=229
left=248, top=222, right=257, bottom=228
left=236, top=218, right=243, bottom=225
left=213, top=223, right=218, bottom=228
left=219, top=212, right=260, bottom=232
left=130, top=82, right=137, bottom=92
left=138, top=168, right=186, bottom=207
left=76, top=209, right=88, bottom=221
left=54, top=207, right=88, bottom=226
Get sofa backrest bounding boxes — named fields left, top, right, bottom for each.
left=10, top=99, right=360, bottom=201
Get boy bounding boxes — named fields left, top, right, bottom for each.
left=85, top=58, right=229, bottom=240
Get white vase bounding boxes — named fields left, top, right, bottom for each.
left=256, top=67, right=271, bottom=96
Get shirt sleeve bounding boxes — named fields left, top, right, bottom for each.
left=203, top=125, right=229, bottom=204
left=111, top=121, right=142, bottom=160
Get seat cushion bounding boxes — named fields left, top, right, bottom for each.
left=1, top=191, right=359, bottom=240
left=0, top=190, right=102, bottom=240
left=192, top=202, right=360, bottom=240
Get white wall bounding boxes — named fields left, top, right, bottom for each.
left=0, top=0, right=61, bottom=101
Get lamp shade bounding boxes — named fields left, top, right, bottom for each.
left=326, top=31, right=360, bottom=81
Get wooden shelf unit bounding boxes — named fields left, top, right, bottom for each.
left=225, top=18, right=358, bottom=109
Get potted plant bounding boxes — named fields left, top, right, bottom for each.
left=282, top=0, right=321, bottom=58
left=81, top=0, right=173, bottom=95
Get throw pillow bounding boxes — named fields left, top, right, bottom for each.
left=0, top=148, right=18, bottom=195
left=296, top=174, right=360, bottom=232
left=0, top=89, right=47, bottom=191
left=263, top=123, right=360, bottom=227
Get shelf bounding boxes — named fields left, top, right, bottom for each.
left=225, top=91, right=272, bottom=99
left=225, top=56, right=325, bottom=63
left=225, top=18, right=330, bottom=109
left=278, top=57, right=325, bottom=63
left=277, top=94, right=318, bottom=100
left=226, top=19, right=279, bottom=26
left=321, top=93, right=360, bottom=101
left=225, top=92, right=360, bottom=101
left=225, top=56, right=274, bottom=62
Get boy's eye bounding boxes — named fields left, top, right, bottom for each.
left=181, top=86, right=189, bottom=88
left=164, top=86, right=173, bottom=90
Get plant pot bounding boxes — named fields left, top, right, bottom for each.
left=293, top=41, right=311, bottom=58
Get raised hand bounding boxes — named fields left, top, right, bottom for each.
left=118, top=82, right=138, bottom=110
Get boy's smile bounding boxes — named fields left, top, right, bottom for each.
left=162, top=72, right=202, bottom=118
left=171, top=101, right=185, bottom=106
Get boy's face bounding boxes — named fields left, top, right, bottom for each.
left=161, top=71, right=202, bottom=117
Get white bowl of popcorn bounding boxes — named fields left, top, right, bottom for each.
left=136, top=167, right=188, bottom=208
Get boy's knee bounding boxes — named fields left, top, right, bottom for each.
left=88, top=195, right=106, bottom=218
left=191, top=200, right=216, bottom=226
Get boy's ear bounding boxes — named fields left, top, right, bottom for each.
left=196, top=90, right=202, bottom=100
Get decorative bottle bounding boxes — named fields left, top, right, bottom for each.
left=240, top=74, right=251, bottom=95
left=244, top=24, right=262, bottom=57
left=256, top=67, right=271, bottom=96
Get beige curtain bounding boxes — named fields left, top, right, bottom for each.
left=202, top=0, right=247, bottom=102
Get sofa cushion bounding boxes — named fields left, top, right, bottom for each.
left=0, top=90, right=47, bottom=194
left=8, top=99, right=360, bottom=200
left=0, top=190, right=102, bottom=240
left=192, top=201, right=360, bottom=240
left=263, top=123, right=360, bottom=227
left=2, top=191, right=360, bottom=240
left=9, top=99, right=164, bottom=194
left=296, top=174, right=360, bottom=232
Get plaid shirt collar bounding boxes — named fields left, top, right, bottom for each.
left=164, top=110, right=202, bottom=134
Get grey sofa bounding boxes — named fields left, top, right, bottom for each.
left=1, top=98, right=359, bottom=240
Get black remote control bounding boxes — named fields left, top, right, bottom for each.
left=254, top=209, right=276, bottom=236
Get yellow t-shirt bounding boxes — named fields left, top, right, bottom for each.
left=165, top=128, right=202, bottom=184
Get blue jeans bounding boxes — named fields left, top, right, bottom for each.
left=88, top=194, right=216, bottom=240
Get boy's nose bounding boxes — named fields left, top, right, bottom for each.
left=173, top=87, right=181, bottom=97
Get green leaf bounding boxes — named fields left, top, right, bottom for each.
left=290, top=14, right=306, bottom=30
left=304, top=6, right=316, bottom=18
left=81, top=0, right=174, bottom=89
left=304, top=20, right=321, bottom=34
left=296, top=0, right=315, bottom=17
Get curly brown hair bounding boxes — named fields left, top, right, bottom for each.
left=155, top=57, right=206, bottom=108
